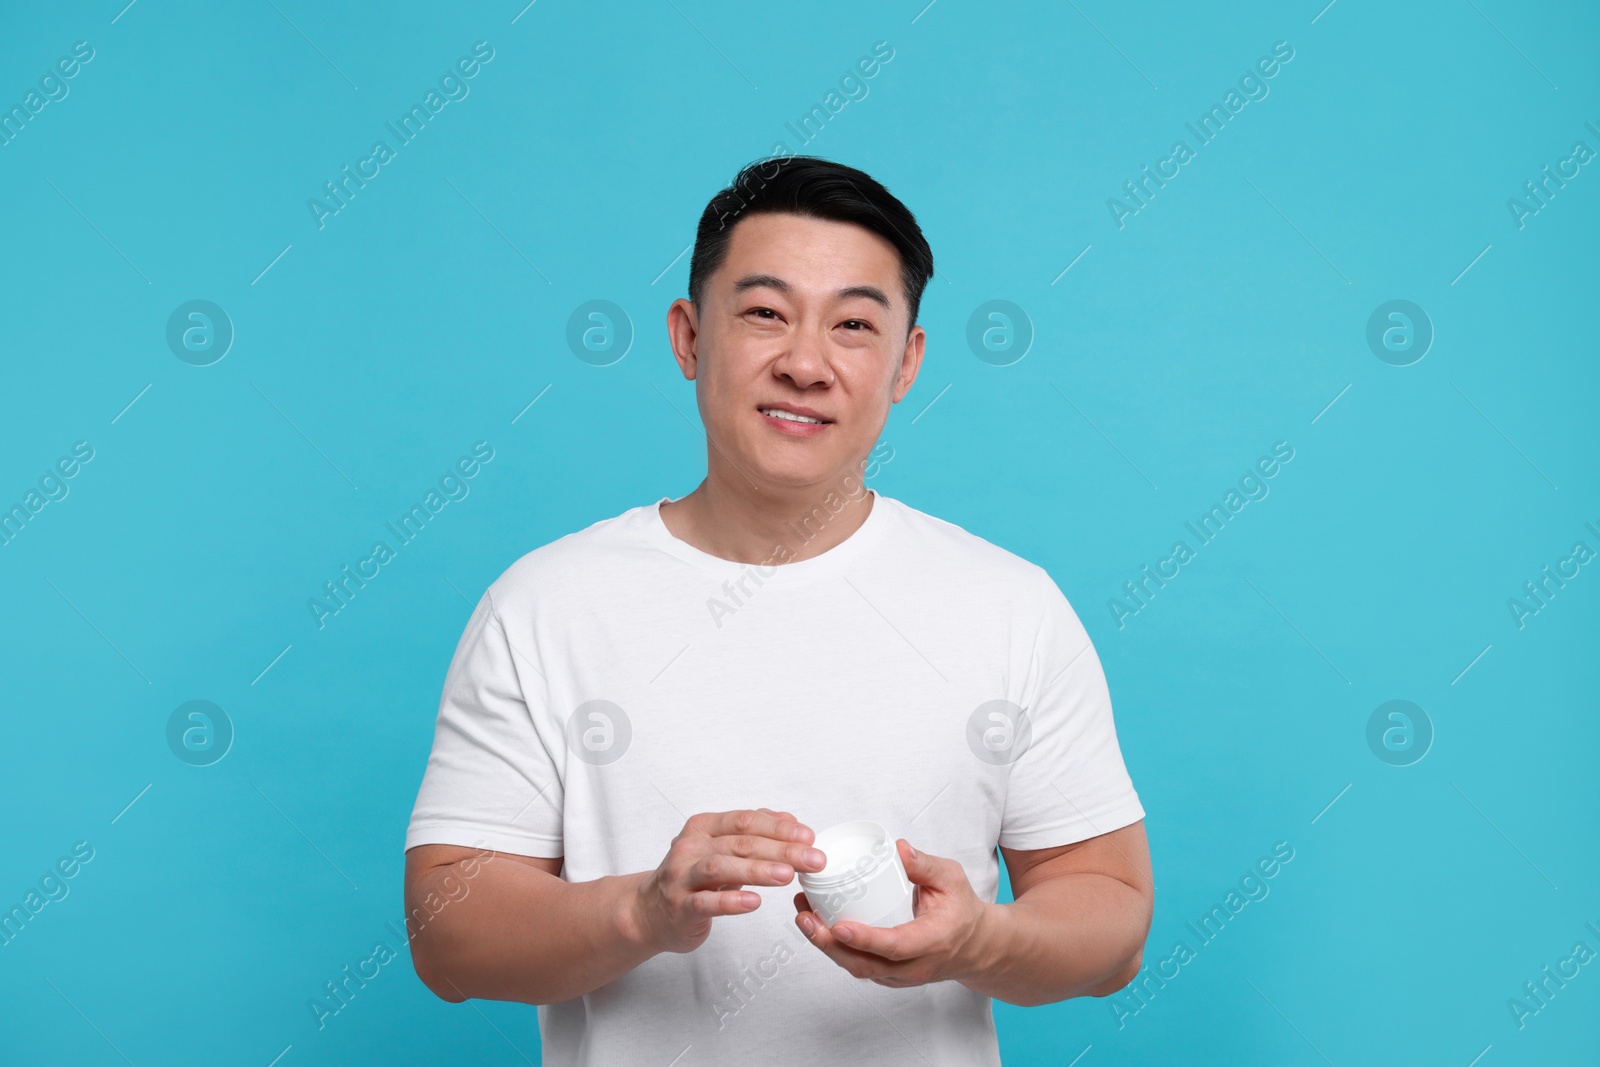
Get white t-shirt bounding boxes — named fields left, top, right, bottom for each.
left=405, top=488, right=1145, bottom=1066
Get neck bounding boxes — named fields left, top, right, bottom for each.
left=660, top=461, right=874, bottom=566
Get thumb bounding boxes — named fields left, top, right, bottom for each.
left=898, top=839, right=940, bottom=886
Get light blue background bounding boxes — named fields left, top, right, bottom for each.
left=2, top=1, right=1596, bottom=1064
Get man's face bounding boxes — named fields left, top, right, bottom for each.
left=667, top=213, right=925, bottom=495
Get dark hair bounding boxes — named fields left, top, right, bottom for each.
left=687, top=155, right=935, bottom=330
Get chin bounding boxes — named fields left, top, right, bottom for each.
left=747, top=451, right=837, bottom=490
left=760, top=465, right=832, bottom=490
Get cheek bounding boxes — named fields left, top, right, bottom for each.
left=697, top=360, right=756, bottom=428
left=831, top=373, right=890, bottom=431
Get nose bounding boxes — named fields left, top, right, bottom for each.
left=772, top=323, right=834, bottom=389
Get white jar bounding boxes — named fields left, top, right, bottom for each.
left=797, top=820, right=915, bottom=929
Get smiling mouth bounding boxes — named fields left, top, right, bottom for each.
left=758, top=407, right=829, bottom=425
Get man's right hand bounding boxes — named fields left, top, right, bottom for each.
left=628, top=807, right=827, bottom=954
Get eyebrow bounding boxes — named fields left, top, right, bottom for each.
left=732, top=273, right=894, bottom=312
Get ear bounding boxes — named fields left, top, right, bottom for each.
left=890, top=323, right=926, bottom=403
left=666, top=298, right=702, bottom=381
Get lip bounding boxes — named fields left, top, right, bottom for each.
left=757, top=403, right=832, bottom=438
left=758, top=402, right=831, bottom=422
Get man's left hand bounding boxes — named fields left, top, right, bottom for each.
left=792, top=839, right=999, bottom=988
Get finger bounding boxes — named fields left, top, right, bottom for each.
left=826, top=916, right=927, bottom=962
left=687, top=853, right=799, bottom=891
left=792, top=891, right=810, bottom=915
left=692, top=833, right=824, bottom=879
left=794, top=909, right=900, bottom=979
left=687, top=888, right=763, bottom=918
left=689, top=815, right=825, bottom=874
left=898, top=839, right=944, bottom=889
left=698, top=809, right=815, bottom=849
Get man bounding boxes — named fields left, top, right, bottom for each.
left=404, top=156, right=1152, bottom=1065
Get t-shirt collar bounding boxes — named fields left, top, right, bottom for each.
left=644, top=487, right=889, bottom=581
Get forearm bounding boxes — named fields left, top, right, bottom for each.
left=409, top=860, right=656, bottom=1006
left=960, top=873, right=1149, bottom=1006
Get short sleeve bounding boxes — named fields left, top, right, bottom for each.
left=998, top=572, right=1145, bottom=851
left=404, top=591, right=565, bottom=857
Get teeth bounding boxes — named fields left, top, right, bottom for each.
left=762, top=408, right=823, bottom=424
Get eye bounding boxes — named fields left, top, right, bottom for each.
left=840, top=319, right=873, bottom=331
left=747, top=307, right=780, bottom=320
